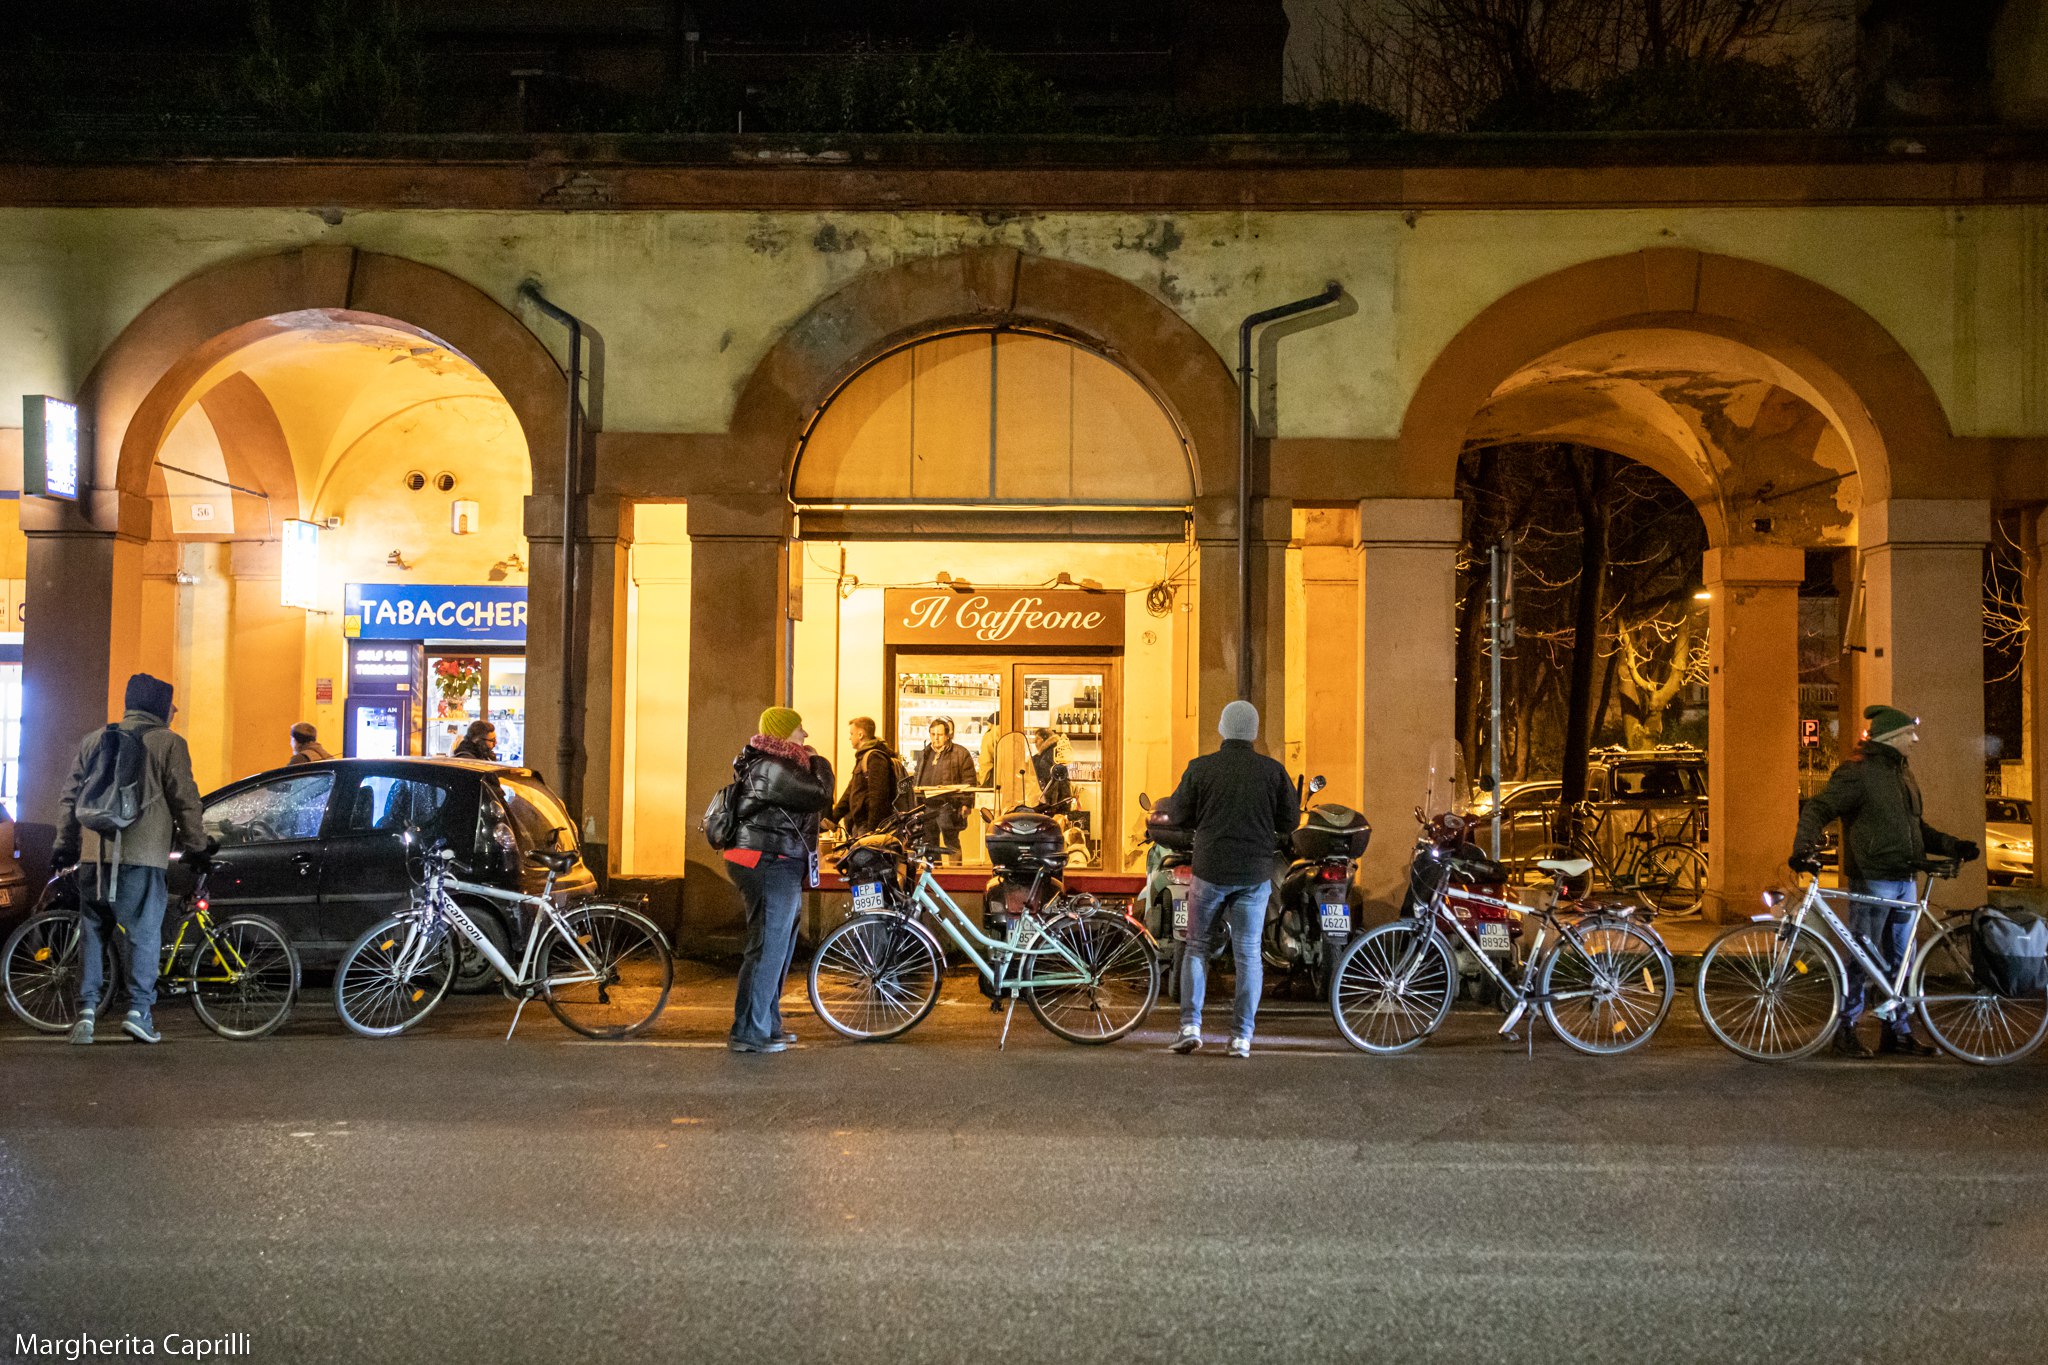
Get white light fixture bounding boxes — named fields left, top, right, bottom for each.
left=1693, top=590, right=1712, bottom=601
left=451, top=498, right=481, bottom=535
left=280, top=519, right=321, bottom=609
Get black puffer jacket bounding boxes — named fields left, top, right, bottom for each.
left=732, top=737, right=835, bottom=860
left=1792, top=740, right=1964, bottom=881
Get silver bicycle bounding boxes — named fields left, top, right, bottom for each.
left=333, top=841, right=673, bottom=1040
left=1696, top=858, right=2048, bottom=1065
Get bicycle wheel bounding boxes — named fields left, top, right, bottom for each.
left=333, top=916, right=457, bottom=1038
left=540, top=903, right=674, bottom=1039
left=1636, top=843, right=1707, bottom=917
left=1911, top=922, right=2048, bottom=1065
left=1024, top=911, right=1159, bottom=1044
left=1329, top=919, right=1456, bottom=1054
left=1695, top=921, right=1842, bottom=1061
left=2, top=910, right=96, bottom=1033
left=1540, top=917, right=1674, bottom=1055
left=809, top=913, right=944, bottom=1041
left=185, top=914, right=300, bottom=1040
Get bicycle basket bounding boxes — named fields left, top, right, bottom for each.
left=1971, top=908, right=2048, bottom=997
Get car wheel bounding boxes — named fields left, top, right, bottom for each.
left=450, top=906, right=513, bottom=994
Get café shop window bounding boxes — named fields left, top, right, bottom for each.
left=887, top=587, right=1123, bottom=871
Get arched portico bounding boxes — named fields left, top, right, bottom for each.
left=674, top=248, right=1246, bottom=932
left=1377, top=247, right=1988, bottom=916
left=17, top=248, right=565, bottom=867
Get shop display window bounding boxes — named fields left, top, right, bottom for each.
left=426, top=653, right=526, bottom=764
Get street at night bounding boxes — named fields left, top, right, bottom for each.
left=6, top=976, right=2048, bottom=1365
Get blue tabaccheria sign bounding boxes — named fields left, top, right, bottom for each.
left=345, top=583, right=528, bottom=643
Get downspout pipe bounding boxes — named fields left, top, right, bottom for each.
left=1236, top=282, right=1343, bottom=701
left=519, top=282, right=585, bottom=816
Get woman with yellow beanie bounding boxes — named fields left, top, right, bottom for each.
left=722, top=707, right=834, bottom=1053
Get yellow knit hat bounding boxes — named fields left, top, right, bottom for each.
left=758, top=707, right=803, bottom=741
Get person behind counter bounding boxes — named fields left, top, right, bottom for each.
left=724, top=707, right=834, bottom=1054
left=453, top=721, right=498, bottom=763
left=913, top=717, right=978, bottom=862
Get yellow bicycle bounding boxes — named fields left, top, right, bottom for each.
left=2, top=863, right=301, bottom=1039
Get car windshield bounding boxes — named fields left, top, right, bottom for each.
left=500, top=778, right=576, bottom=852
left=1988, top=798, right=2033, bottom=823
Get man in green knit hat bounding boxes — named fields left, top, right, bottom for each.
left=1792, top=703, right=1980, bottom=1058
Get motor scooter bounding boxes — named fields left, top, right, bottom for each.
left=1136, top=792, right=1200, bottom=1002
left=1401, top=808, right=1524, bottom=1003
left=1263, top=776, right=1372, bottom=1000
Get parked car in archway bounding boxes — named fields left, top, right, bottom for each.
left=1986, top=797, right=2035, bottom=886
left=190, top=758, right=595, bottom=991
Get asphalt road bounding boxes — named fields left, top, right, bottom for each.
left=4, top=973, right=2048, bottom=1365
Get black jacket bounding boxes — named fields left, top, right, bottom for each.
left=1162, top=739, right=1300, bottom=886
left=1793, top=740, right=1964, bottom=882
left=833, top=740, right=898, bottom=837
left=734, top=742, right=835, bottom=860
left=914, top=742, right=978, bottom=830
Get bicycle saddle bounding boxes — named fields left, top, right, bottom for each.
left=526, top=849, right=582, bottom=873
left=1538, top=857, right=1594, bottom=878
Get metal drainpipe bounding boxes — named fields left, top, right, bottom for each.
left=519, top=282, right=585, bottom=816
left=1236, top=283, right=1343, bottom=701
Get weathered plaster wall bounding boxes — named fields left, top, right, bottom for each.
left=0, top=205, right=2041, bottom=455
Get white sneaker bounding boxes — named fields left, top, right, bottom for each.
left=1227, top=1036, right=1251, bottom=1059
left=1170, top=1025, right=1203, bottom=1055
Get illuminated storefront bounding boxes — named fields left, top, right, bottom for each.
left=342, top=583, right=529, bottom=762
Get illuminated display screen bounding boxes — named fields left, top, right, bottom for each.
left=23, top=396, right=80, bottom=500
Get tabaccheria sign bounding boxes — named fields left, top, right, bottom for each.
left=884, top=588, right=1124, bottom=648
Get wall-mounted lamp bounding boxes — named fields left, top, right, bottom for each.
left=280, top=519, right=321, bottom=609
left=935, top=571, right=974, bottom=593
left=487, top=552, right=527, bottom=583
left=385, top=550, right=412, bottom=571
left=451, top=498, right=481, bottom=535
left=1692, top=590, right=1712, bottom=602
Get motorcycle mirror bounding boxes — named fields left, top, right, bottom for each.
left=1138, top=792, right=1153, bottom=812
left=1414, top=805, right=1427, bottom=824
left=1308, top=775, right=1327, bottom=795
left=1477, top=773, right=1496, bottom=793
left=978, top=807, right=994, bottom=823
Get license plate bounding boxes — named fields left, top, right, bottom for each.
left=1479, top=922, right=1510, bottom=954
left=1171, top=902, right=1189, bottom=936
left=851, top=882, right=885, bottom=912
left=1319, top=905, right=1350, bottom=933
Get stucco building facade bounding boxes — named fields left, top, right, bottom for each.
left=1, top=143, right=2043, bottom=936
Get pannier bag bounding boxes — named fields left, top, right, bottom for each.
left=1972, top=908, right=2048, bottom=998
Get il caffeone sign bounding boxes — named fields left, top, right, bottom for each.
left=884, top=588, right=1124, bottom=648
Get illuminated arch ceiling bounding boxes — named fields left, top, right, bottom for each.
left=149, top=312, right=527, bottom=537
left=792, top=330, right=1195, bottom=506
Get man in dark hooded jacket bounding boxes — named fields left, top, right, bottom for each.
left=1792, top=703, right=1979, bottom=1058
left=53, top=673, right=210, bottom=1046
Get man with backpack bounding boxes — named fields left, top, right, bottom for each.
left=52, top=673, right=210, bottom=1045
left=831, top=716, right=902, bottom=840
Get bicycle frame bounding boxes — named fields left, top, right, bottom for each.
left=402, top=858, right=608, bottom=992
left=892, top=864, right=1109, bottom=994
left=1416, top=880, right=1648, bottom=1029
left=1767, top=876, right=1935, bottom=1021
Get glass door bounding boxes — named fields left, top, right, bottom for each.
left=1014, top=664, right=1115, bottom=870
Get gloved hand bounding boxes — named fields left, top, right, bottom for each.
left=50, top=843, right=79, bottom=871
left=1956, top=839, right=1982, bottom=864
left=184, top=837, right=221, bottom=871
left=1788, top=853, right=1821, bottom=874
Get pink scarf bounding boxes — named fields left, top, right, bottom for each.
left=749, top=733, right=815, bottom=763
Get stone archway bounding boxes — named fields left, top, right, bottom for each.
left=17, top=247, right=567, bottom=863
left=1393, top=248, right=1987, bottom=915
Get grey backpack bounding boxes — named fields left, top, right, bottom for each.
left=73, top=725, right=155, bottom=899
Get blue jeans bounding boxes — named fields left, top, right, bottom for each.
left=729, top=855, right=806, bottom=1045
left=76, top=864, right=169, bottom=1018
left=1180, top=877, right=1269, bottom=1040
left=1843, top=877, right=1917, bottom=1035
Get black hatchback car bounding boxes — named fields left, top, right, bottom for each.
left=190, top=758, right=595, bottom=986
